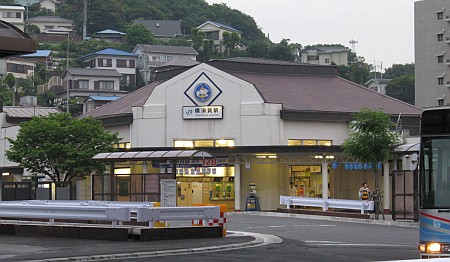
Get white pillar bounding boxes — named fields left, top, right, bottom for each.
left=383, top=161, right=390, bottom=211
left=234, top=158, right=241, bottom=211
left=322, top=160, right=328, bottom=200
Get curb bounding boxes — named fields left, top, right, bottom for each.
left=21, top=231, right=282, bottom=261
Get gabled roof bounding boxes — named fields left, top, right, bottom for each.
left=197, top=20, right=242, bottom=34
left=80, top=48, right=138, bottom=59
left=132, top=20, right=182, bottom=37
left=63, top=68, right=122, bottom=78
left=20, top=49, right=52, bottom=58
left=134, top=44, right=198, bottom=56
left=0, top=5, right=25, bottom=10
left=364, top=78, right=392, bottom=86
left=158, top=58, right=200, bottom=68
left=26, top=16, right=73, bottom=23
left=4, top=106, right=60, bottom=118
left=87, top=95, right=121, bottom=101
left=82, top=60, right=421, bottom=125
left=80, top=81, right=161, bottom=119
left=94, top=29, right=126, bottom=36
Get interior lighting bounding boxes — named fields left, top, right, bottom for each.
left=2, top=172, right=9, bottom=176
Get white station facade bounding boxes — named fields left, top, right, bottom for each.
left=84, top=58, right=422, bottom=211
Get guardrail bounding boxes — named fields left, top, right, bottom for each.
left=280, top=196, right=374, bottom=214
left=0, top=201, right=221, bottom=228
left=137, top=206, right=220, bottom=228
left=0, top=204, right=130, bottom=227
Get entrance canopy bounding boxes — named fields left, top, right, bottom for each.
left=92, top=150, right=213, bottom=162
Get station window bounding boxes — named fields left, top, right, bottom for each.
left=438, top=12, right=443, bottom=20
left=174, top=139, right=234, bottom=148
left=438, top=77, right=444, bottom=85
left=438, top=55, right=444, bottom=63
left=438, top=33, right=444, bottom=41
left=113, top=142, right=131, bottom=149
left=288, top=139, right=332, bottom=146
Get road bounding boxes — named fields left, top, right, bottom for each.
left=0, top=212, right=419, bottom=261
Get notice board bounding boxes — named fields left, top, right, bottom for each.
left=161, top=179, right=177, bottom=207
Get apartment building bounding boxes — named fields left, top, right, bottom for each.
left=415, top=0, right=450, bottom=108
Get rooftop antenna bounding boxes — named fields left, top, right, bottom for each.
left=349, top=38, right=358, bottom=53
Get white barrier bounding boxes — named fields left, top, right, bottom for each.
left=21, top=200, right=153, bottom=212
left=0, top=204, right=130, bottom=226
left=280, top=196, right=374, bottom=214
left=137, top=206, right=220, bottom=228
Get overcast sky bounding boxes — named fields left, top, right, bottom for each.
left=205, top=0, right=417, bottom=71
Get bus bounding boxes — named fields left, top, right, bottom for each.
left=419, top=108, right=450, bottom=258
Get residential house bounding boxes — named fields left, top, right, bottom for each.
left=197, top=21, right=242, bottom=53
left=92, top=29, right=126, bottom=43
left=301, top=46, right=350, bottom=66
left=20, top=49, right=54, bottom=69
left=80, top=48, right=138, bottom=90
left=415, top=0, right=450, bottom=108
left=364, top=78, right=392, bottom=95
left=0, top=5, right=25, bottom=32
left=14, top=0, right=63, bottom=12
left=132, top=20, right=182, bottom=39
left=26, top=16, right=73, bottom=34
left=133, top=44, right=198, bottom=84
left=61, top=68, right=126, bottom=103
left=83, top=95, right=121, bottom=114
left=0, top=57, right=35, bottom=81
left=81, top=57, right=421, bottom=211
left=0, top=105, right=60, bottom=196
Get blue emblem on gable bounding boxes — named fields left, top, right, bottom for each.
left=194, top=83, right=212, bottom=102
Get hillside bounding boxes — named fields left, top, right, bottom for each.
left=54, top=0, right=266, bottom=42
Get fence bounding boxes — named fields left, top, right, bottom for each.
left=280, top=196, right=374, bottom=214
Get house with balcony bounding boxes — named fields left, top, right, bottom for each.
left=300, top=46, right=350, bottom=66
left=197, top=21, right=242, bottom=53
left=80, top=48, right=138, bottom=90
left=19, top=49, right=54, bottom=69
left=133, top=44, right=198, bottom=84
left=0, top=5, right=25, bottom=32
left=132, top=20, right=182, bottom=39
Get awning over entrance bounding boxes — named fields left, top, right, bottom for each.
left=392, top=143, right=419, bottom=154
left=92, top=150, right=213, bottom=162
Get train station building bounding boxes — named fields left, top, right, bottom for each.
left=82, top=58, right=422, bottom=211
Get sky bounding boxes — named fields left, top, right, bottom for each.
left=205, top=0, right=417, bottom=71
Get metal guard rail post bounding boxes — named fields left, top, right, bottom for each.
left=280, top=196, right=374, bottom=214
left=137, top=206, right=221, bottom=228
left=0, top=204, right=131, bottom=227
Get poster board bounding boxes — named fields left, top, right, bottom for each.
left=160, top=179, right=177, bottom=207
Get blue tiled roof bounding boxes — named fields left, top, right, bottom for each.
left=80, top=48, right=138, bottom=59
left=21, top=50, right=52, bottom=57
left=88, top=95, right=121, bottom=101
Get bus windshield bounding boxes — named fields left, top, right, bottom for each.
left=420, top=136, right=450, bottom=209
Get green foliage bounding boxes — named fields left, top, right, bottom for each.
left=342, top=108, right=399, bottom=173
left=385, top=75, right=415, bottom=105
left=58, top=0, right=126, bottom=35
left=27, top=2, right=55, bottom=17
left=25, top=24, right=41, bottom=38
left=37, top=91, right=57, bottom=107
left=54, top=0, right=265, bottom=42
left=222, top=31, right=240, bottom=57
left=337, top=56, right=371, bottom=85
left=5, top=73, right=15, bottom=89
left=268, top=39, right=295, bottom=61
left=124, top=23, right=156, bottom=51
left=6, top=113, right=120, bottom=183
left=383, top=63, right=415, bottom=79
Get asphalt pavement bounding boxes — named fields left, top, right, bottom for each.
left=0, top=212, right=418, bottom=261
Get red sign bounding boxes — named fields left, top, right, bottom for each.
left=202, top=158, right=217, bottom=167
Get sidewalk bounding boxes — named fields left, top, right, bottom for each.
left=238, top=211, right=419, bottom=228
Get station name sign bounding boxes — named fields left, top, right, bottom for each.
left=182, top=106, right=223, bottom=119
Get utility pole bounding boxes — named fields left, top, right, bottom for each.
left=83, top=0, right=88, bottom=40
left=66, top=31, right=70, bottom=113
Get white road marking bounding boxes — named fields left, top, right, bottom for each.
left=248, top=224, right=336, bottom=229
left=304, top=241, right=414, bottom=247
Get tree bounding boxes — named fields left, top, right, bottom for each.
left=6, top=113, right=120, bottom=184
left=268, top=39, right=294, bottom=61
left=222, top=31, right=240, bottom=57
left=124, top=23, right=156, bottom=51
left=341, top=108, right=400, bottom=219
left=383, top=63, right=415, bottom=79
left=385, top=75, right=415, bottom=105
